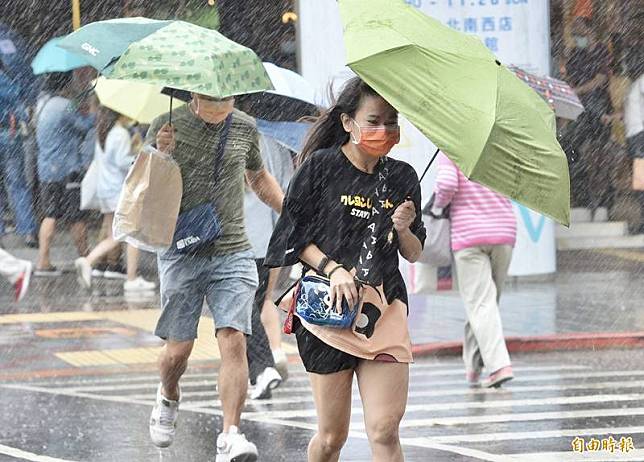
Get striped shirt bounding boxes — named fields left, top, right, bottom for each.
left=433, top=152, right=516, bottom=252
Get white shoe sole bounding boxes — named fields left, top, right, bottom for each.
left=124, top=286, right=157, bottom=293
left=33, top=270, right=62, bottom=277
left=250, top=376, right=282, bottom=400
left=150, top=435, right=173, bottom=448
left=104, top=272, right=128, bottom=280
left=268, top=377, right=282, bottom=390
left=483, top=374, right=514, bottom=389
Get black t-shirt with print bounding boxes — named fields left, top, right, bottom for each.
left=264, top=147, right=426, bottom=305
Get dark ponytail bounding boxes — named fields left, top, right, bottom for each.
left=298, top=77, right=379, bottom=166
left=96, top=106, right=120, bottom=150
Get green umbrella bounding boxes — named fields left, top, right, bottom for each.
left=339, top=0, right=570, bottom=226
left=57, top=17, right=273, bottom=99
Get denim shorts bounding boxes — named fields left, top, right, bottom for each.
left=155, top=248, right=258, bottom=341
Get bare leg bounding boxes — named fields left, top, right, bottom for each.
left=70, top=221, right=89, bottom=257
left=84, top=214, right=121, bottom=269
left=126, top=245, right=139, bottom=281
left=307, top=369, right=354, bottom=462
left=99, top=213, right=121, bottom=267
left=356, top=361, right=409, bottom=462
left=86, top=238, right=120, bottom=266
left=37, top=217, right=56, bottom=269
left=158, top=340, right=194, bottom=400
left=260, top=267, right=283, bottom=351
left=217, top=327, right=249, bottom=431
left=260, top=300, right=283, bottom=351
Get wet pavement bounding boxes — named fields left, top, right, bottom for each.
left=1, top=238, right=643, bottom=460
left=1, top=350, right=644, bottom=461
left=2, top=244, right=643, bottom=356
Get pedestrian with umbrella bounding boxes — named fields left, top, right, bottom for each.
left=34, top=71, right=95, bottom=277
left=264, top=0, right=571, bottom=458
left=74, top=103, right=157, bottom=294
left=265, top=76, right=425, bottom=462
left=60, top=18, right=283, bottom=462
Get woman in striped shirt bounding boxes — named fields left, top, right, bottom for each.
left=433, top=152, right=516, bottom=388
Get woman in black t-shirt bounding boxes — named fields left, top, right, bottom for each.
left=265, top=77, right=425, bottom=462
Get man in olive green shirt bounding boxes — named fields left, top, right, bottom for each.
left=146, top=94, right=283, bottom=461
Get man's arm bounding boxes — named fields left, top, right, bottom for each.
left=246, top=168, right=284, bottom=214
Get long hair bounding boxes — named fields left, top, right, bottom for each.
left=96, top=106, right=120, bottom=150
left=298, top=77, right=379, bottom=165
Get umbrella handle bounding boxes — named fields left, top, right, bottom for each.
left=386, top=148, right=440, bottom=245
left=169, top=91, right=174, bottom=126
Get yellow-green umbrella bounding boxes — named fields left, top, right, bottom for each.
left=339, top=0, right=571, bottom=225
left=94, top=77, right=183, bottom=124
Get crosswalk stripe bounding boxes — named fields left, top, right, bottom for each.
left=398, top=407, right=644, bottom=428
left=20, top=363, right=589, bottom=387
left=5, top=372, right=642, bottom=462
left=119, top=379, right=644, bottom=403
left=0, top=443, right=78, bottom=462
left=58, top=369, right=644, bottom=393
left=416, top=425, right=644, bottom=444
left=232, top=394, right=644, bottom=420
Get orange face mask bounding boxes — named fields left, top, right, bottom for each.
left=350, top=120, right=400, bottom=157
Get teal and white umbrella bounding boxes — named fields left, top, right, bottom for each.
left=57, top=17, right=273, bottom=99
left=31, top=37, right=90, bottom=75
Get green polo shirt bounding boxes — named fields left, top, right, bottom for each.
left=146, top=106, right=263, bottom=256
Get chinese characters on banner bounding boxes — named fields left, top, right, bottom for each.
left=403, top=0, right=549, bottom=75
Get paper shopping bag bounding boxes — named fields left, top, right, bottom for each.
left=113, top=146, right=182, bottom=252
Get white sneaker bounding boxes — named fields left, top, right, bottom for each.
left=149, top=384, right=180, bottom=448
left=250, top=367, right=282, bottom=400
left=272, top=349, right=288, bottom=381
left=216, top=426, right=258, bottom=462
left=74, top=258, right=92, bottom=289
left=124, top=276, right=157, bottom=292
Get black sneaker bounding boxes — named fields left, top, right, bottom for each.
left=34, top=266, right=62, bottom=277
left=104, top=264, right=127, bottom=280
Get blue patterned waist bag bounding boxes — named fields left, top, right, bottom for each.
left=295, top=275, right=359, bottom=329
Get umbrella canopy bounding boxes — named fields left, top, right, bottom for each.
left=32, top=37, right=90, bottom=75
left=339, top=0, right=570, bottom=226
left=263, top=62, right=317, bottom=106
left=256, top=119, right=311, bottom=153
left=95, top=77, right=184, bottom=124
left=57, top=17, right=273, bottom=98
left=509, top=66, right=584, bottom=121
